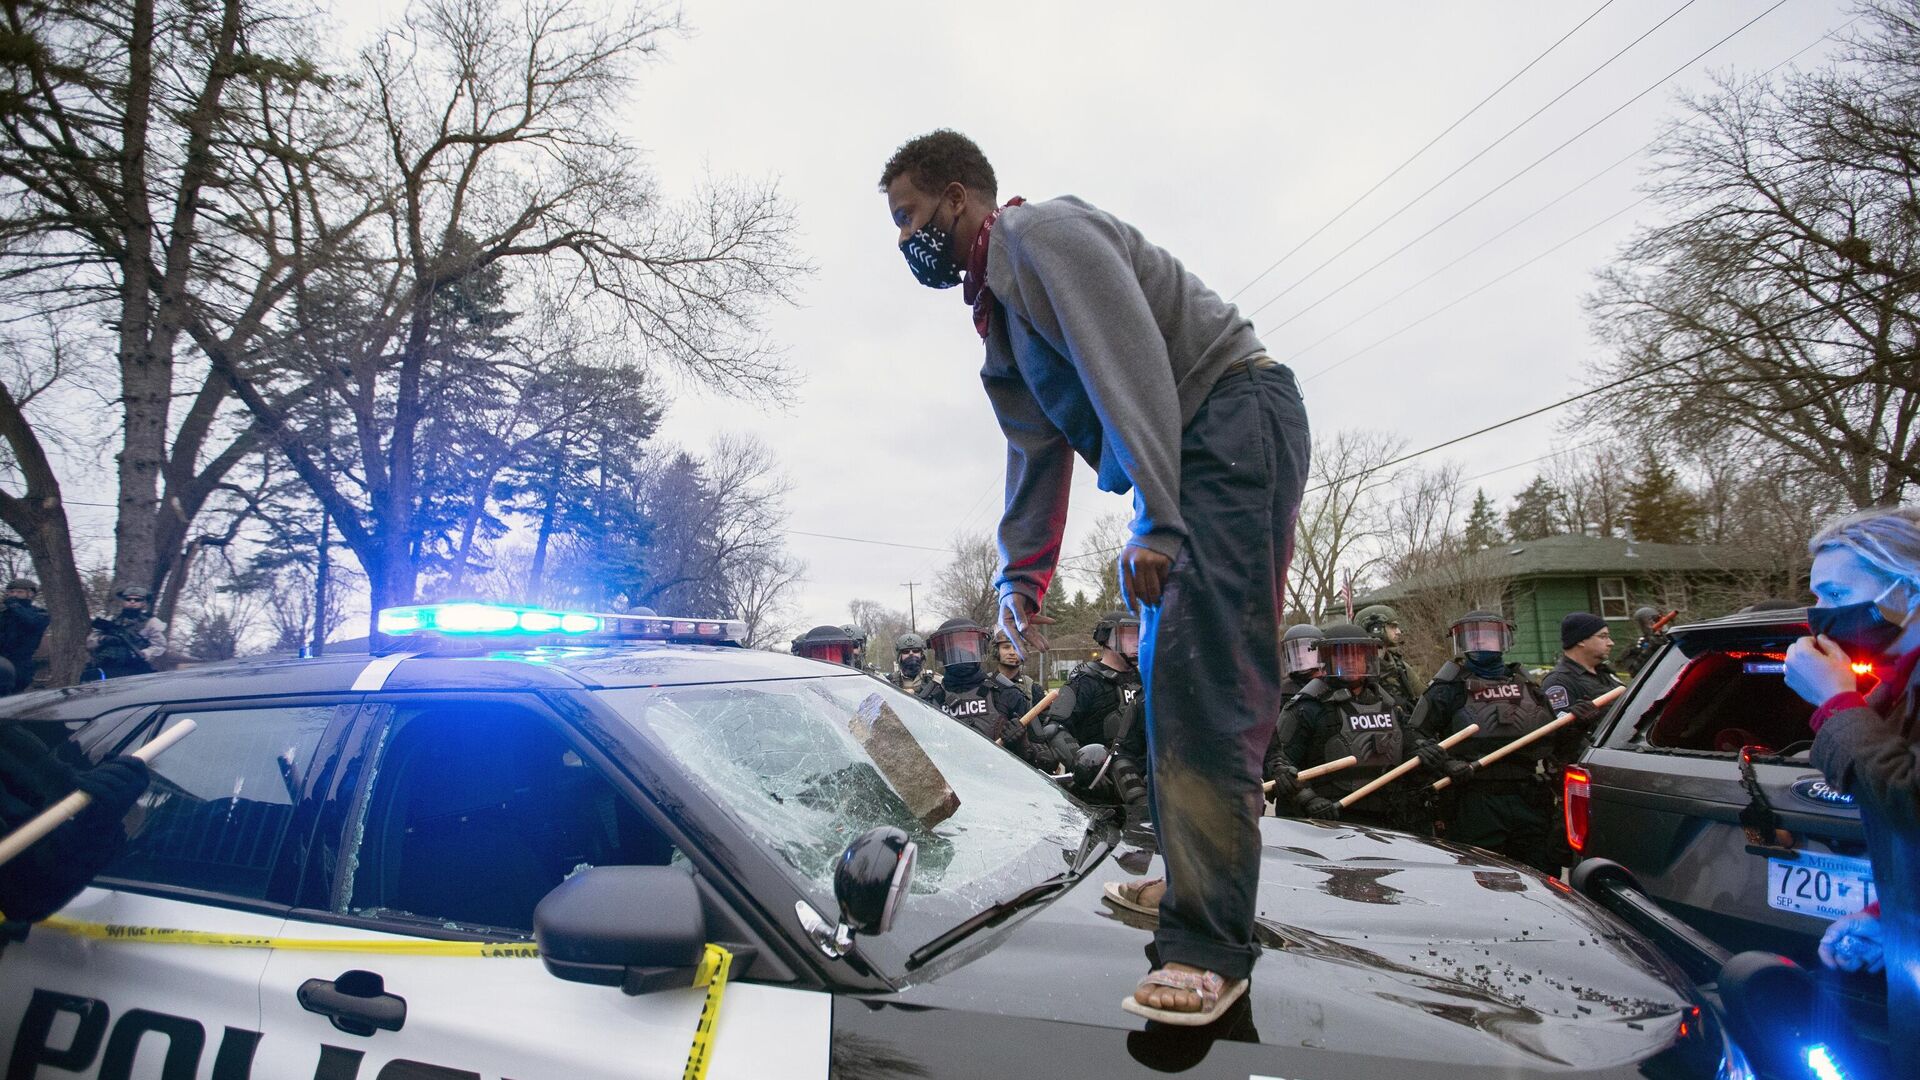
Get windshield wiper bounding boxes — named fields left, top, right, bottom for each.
left=906, top=818, right=1115, bottom=971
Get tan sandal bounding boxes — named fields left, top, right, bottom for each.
left=1102, top=877, right=1165, bottom=917
left=1121, top=966, right=1248, bottom=1026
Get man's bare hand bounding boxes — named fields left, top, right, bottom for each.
left=1118, top=543, right=1172, bottom=612
left=998, top=593, right=1054, bottom=658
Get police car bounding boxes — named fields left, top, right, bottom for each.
left=0, top=603, right=1754, bottom=1079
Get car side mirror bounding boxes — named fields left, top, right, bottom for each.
left=534, top=866, right=706, bottom=995
left=800, top=826, right=918, bottom=958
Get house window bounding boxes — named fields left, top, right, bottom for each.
left=1598, top=577, right=1631, bottom=620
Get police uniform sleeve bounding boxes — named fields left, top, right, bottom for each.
left=1410, top=680, right=1465, bottom=741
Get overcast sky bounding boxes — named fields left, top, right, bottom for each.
left=614, top=0, right=1850, bottom=632
left=39, top=0, right=1856, bottom=635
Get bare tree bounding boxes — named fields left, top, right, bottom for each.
left=1583, top=2, right=1920, bottom=506
left=931, top=531, right=1000, bottom=628
left=1287, top=430, right=1402, bottom=618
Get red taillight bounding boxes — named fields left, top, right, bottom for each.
left=1564, top=766, right=1592, bottom=852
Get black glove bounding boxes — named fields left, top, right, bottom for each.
left=1071, top=744, right=1108, bottom=788
left=1418, top=742, right=1476, bottom=783
left=74, top=757, right=150, bottom=814
left=1266, top=765, right=1299, bottom=806
left=1301, top=795, right=1343, bottom=820
left=1568, top=700, right=1603, bottom=726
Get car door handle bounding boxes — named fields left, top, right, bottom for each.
left=298, top=970, right=407, bottom=1037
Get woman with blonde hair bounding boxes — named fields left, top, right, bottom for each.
left=1786, top=503, right=1920, bottom=1073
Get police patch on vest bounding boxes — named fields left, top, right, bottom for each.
left=1470, top=683, right=1523, bottom=702
left=1348, top=713, right=1396, bottom=731
left=1545, top=684, right=1571, bottom=712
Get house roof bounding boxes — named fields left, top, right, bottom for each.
left=1354, top=534, right=1772, bottom=605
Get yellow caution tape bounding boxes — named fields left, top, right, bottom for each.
left=37, top=916, right=733, bottom=1078
left=683, top=943, right=732, bottom=1080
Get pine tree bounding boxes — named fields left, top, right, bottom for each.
left=1505, top=477, right=1565, bottom=541
left=1624, top=448, right=1701, bottom=543
left=1464, top=488, right=1503, bottom=552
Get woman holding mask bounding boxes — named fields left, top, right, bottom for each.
left=1784, top=505, right=1920, bottom=1072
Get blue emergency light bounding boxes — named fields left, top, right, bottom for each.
left=1804, top=1045, right=1847, bottom=1080
left=375, top=602, right=746, bottom=646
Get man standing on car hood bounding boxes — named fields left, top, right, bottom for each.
left=881, top=130, right=1311, bottom=1025
left=1787, top=504, right=1920, bottom=1073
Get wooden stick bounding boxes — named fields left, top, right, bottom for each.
left=1263, top=755, right=1358, bottom=794
left=1338, top=723, right=1480, bottom=808
left=0, top=719, right=197, bottom=870
left=995, top=688, right=1061, bottom=745
left=1430, top=685, right=1622, bottom=791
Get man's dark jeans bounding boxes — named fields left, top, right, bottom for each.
left=1140, top=361, right=1310, bottom=981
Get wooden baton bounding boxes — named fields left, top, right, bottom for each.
left=996, top=688, right=1061, bottom=745
left=0, top=718, right=197, bottom=870
left=1337, top=723, right=1480, bottom=809
left=1430, top=684, right=1625, bottom=792
left=1262, top=755, right=1359, bottom=794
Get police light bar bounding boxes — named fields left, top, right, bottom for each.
left=375, top=602, right=746, bottom=645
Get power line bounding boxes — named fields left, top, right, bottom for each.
left=1228, top=0, right=1621, bottom=302
left=1243, top=0, right=1706, bottom=321
left=1256, top=0, right=1792, bottom=331
left=783, top=528, right=956, bottom=555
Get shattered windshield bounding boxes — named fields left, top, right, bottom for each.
left=598, top=677, right=1093, bottom=936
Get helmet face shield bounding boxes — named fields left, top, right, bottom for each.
left=1452, top=619, right=1512, bottom=655
left=930, top=625, right=992, bottom=669
left=797, top=641, right=858, bottom=667
left=1281, top=637, right=1321, bottom=674
left=1110, top=623, right=1141, bottom=659
left=1323, top=641, right=1377, bottom=681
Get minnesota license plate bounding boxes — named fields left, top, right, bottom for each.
left=1767, top=852, right=1876, bottom=920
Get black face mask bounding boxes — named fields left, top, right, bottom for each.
left=1465, top=651, right=1506, bottom=679
left=900, top=203, right=962, bottom=289
left=1809, top=600, right=1909, bottom=659
left=942, top=661, right=983, bottom=691
left=898, top=652, right=924, bottom=678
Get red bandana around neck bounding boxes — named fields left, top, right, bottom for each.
left=965, top=196, right=1024, bottom=339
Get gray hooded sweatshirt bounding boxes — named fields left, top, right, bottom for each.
left=981, top=196, right=1267, bottom=608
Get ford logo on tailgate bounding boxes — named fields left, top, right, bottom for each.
left=1791, top=775, right=1857, bottom=809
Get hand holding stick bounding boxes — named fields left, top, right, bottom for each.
left=1430, top=685, right=1624, bottom=792
left=996, top=688, right=1061, bottom=745
left=1263, top=755, right=1358, bottom=794
left=1339, top=723, right=1480, bottom=809
left=0, top=719, right=197, bottom=869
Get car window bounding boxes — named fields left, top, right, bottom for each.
left=105, top=707, right=337, bottom=900
left=599, top=677, right=1094, bottom=936
left=1624, top=647, right=1815, bottom=754
left=337, top=705, right=680, bottom=936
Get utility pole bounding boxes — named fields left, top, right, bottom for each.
left=900, top=580, right=919, bottom=629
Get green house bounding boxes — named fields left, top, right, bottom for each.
left=1350, top=535, right=1778, bottom=668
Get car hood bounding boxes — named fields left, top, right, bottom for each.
left=866, top=818, right=1704, bottom=1076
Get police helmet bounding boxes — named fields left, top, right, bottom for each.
left=1093, top=609, right=1142, bottom=657
left=793, top=624, right=862, bottom=668
left=928, top=617, right=992, bottom=669
left=116, top=585, right=152, bottom=603
left=895, top=632, right=928, bottom=653
left=5, top=578, right=37, bottom=594
left=1631, top=606, right=1659, bottom=631
left=1356, top=604, right=1399, bottom=636
left=1319, top=622, right=1381, bottom=681
left=1281, top=623, right=1323, bottom=675
left=1450, top=610, right=1512, bottom=655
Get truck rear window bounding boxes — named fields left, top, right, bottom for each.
left=1624, top=647, right=1815, bottom=755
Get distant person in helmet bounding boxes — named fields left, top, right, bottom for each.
left=1262, top=623, right=1323, bottom=809
left=1411, top=611, right=1564, bottom=874
left=888, top=632, right=939, bottom=695
left=921, top=618, right=1055, bottom=769
left=83, top=586, right=168, bottom=680
left=1620, top=606, right=1671, bottom=676
left=992, top=626, right=1039, bottom=703
left=1266, top=623, right=1438, bottom=833
left=792, top=625, right=864, bottom=669
left=0, top=577, right=50, bottom=694
left=842, top=625, right=870, bottom=672
left=1357, top=604, right=1419, bottom=711
left=1046, top=611, right=1149, bottom=822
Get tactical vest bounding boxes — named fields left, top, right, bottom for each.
left=1300, top=680, right=1405, bottom=797
left=1064, top=661, right=1139, bottom=747
left=940, top=681, right=1003, bottom=740
left=92, top=614, right=150, bottom=670
left=1452, top=666, right=1557, bottom=780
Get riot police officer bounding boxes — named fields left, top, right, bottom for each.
left=83, top=586, right=167, bottom=680
left=1045, top=611, right=1149, bottom=817
left=992, top=626, right=1040, bottom=702
left=1411, top=611, right=1564, bottom=874
left=888, top=632, right=939, bottom=695
left=1357, top=604, right=1419, bottom=712
left=792, top=624, right=864, bottom=668
left=842, top=624, right=870, bottom=672
left=1620, top=606, right=1671, bottom=677
left=1263, top=623, right=1322, bottom=813
left=0, top=578, right=50, bottom=694
left=1266, top=623, right=1434, bottom=832
left=923, top=617, right=1065, bottom=769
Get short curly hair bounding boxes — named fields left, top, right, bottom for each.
left=879, top=129, right=997, bottom=200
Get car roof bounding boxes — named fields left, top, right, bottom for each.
left=1667, top=606, right=1809, bottom=656
left=0, top=643, right=845, bottom=723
